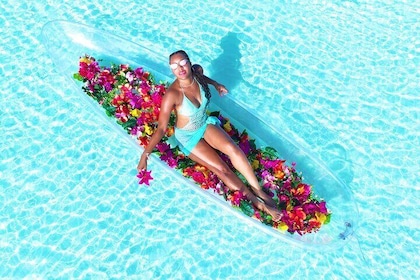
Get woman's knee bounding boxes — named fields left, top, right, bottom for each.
left=225, top=143, right=246, bottom=160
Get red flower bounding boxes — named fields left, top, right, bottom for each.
left=115, top=105, right=130, bottom=122
left=79, top=59, right=100, bottom=80
left=98, top=69, right=116, bottom=92
left=137, top=136, right=150, bottom=147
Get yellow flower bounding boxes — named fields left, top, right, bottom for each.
left=251, top=159, right=259, bottom=169
left=315, top=213, right=327, bottom=224
left=223, top=121, right=232, bottom=133
left=80, top=56, right=92, bottom=64
left=144, top=124, right=154, bottom=135
left=131, top=109, right=141, bottom=118
left=195, top=165, right=209, bottom=178
left=277, top=222, right=288, bottom=231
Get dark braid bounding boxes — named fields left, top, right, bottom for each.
left=169, top=50, right=211, bottom=100
left=193, top=69, right=211, bottom=100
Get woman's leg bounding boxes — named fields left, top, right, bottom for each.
left=203, top=125, right=277, bottom=207
left=189, top=139, right=282, bottom=221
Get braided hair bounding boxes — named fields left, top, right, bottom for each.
left=169, top=50, right=211, bottom=100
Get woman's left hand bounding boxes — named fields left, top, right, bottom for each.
left=216, top=84, right=228, bottom=96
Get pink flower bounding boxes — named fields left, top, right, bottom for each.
left=126, top=71, right=135, bottom=83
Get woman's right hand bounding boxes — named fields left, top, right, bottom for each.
left=136, top=153, right=149, bottom=172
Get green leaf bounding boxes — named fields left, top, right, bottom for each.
left=261, top=146, right=279, bottom=159
left=209, top=111, right=220, bottom=117
left=324, top=213, right=332, bottom=224
left=239, top=200, right=254, bottom=217
left=120, top=118, right=137, bottom=130
left=73, top=73, right=84, bottom=81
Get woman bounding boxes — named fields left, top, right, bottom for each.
left=137, top=50, right=282, bottom=221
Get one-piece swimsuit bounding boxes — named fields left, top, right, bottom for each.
left=174, top=81, right=220, bottom=155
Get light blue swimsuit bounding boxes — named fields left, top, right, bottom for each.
left=174, top=82, right=220, bottom=155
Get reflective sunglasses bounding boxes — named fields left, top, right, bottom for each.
left=169, top=58, right=189, bottom=70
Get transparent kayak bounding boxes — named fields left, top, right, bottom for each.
left=41, top=20, right=359, bottom=250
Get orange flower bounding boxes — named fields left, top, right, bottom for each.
left=166, top=126, right=174, bottom=137
left=273, top=170, right=284, bottom=180
left=273, top=160, right=285, bottom=179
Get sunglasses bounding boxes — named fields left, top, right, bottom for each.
left=169, top=58, right=189, bottom=70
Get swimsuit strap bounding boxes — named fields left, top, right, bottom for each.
left=180, top=78, right=202, bottom=109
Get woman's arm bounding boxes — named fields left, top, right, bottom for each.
left=204, top=75, right=228, bottom=95
left=137, top=90, right=175, bottom=171
left=192, top=64, right=228, bottom=95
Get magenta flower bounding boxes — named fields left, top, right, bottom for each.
left=139, top=80, right=152, bottom=94
left=98, top=69, right=116, bottom=92
left=79, top=60, right=100, bottom=80
left=317, top=201, right=328, bottom=214
left=278, top=194, right=289, bottom=203
left=151, top=92, right=163, bottom=107
left=156, top=142, right=171, bottom=153
left=165, top=156, right=178, bottom=168
left=231, top=191, right=246, bottom=206
left=160, top=151, right=178, bottom=168
left=137, top=169, right=153, bottom=186
left=239, top=141, right=250, bottom=155
left=302, top=202, right=318, bottom=214
left=260, top=158, right=277, bottom=169
left=134, top=67, right=144, bottom=78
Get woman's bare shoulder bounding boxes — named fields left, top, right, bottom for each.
left=163, top=81, right=181, bottom=103
left=167, top=80, right=179, bottom=91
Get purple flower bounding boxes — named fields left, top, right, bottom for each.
left=127, top=91, right=142, bottom=108
left=134, top=67, right=144, bottom=78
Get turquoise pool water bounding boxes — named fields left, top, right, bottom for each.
left=1, top=1, right=419, bottom=279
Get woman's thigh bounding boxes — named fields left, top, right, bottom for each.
left=189, top=138, right=230, bottom=174
left=203, top=124, right=240, bottom=155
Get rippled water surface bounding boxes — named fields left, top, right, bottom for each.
left=1, top=1, right=419, bottom=279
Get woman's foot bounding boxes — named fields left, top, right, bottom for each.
left=241, top=187, right=282, bottom=222
left=260, top=200, right=283, bottom=222
left=252, top=187, right=277, bottom=207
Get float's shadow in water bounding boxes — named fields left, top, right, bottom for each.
left=209, top=31, right=355, bottom=195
